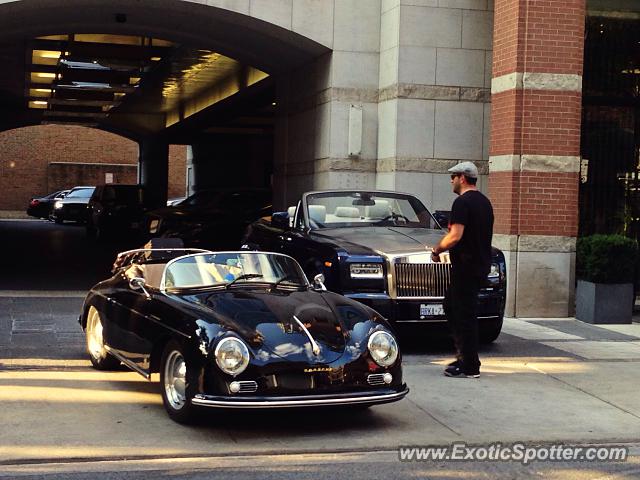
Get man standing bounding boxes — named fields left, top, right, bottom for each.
left=431, top=161, right=494, bottom=378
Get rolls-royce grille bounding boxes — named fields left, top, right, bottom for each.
left=395, top=263, right=451, bottom=298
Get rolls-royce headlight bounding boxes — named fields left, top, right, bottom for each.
left=54, top=200, right=63, bottom=210
left=350, top=263, right=383, bottom=279
left=214, top=337, right=250, bottom=376
left=367, top=331, right=398, bottom=367
left=488, top=263, right=500, bottom=278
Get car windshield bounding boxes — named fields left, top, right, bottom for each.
left=66, top=187, right=95, bottom=199
left=163, top=252, right=307, bottom=289
left=305, top=191, right=441, bottom=230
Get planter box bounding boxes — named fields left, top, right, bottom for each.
left=575, top=280, right=633, bottom=324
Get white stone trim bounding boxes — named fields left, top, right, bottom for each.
left=493, top=234, right=576, bottom=253
left=491, top=72, right=582, bottom=94
left=523, top=73, right=582, bottom=92
left=491, top=72, right=523, bottom=94
left=489, top=154, right=521, bottom=172
left=489, top=155, right=581, bottom=173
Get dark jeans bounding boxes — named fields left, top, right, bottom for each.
left=443, top=269, right=484, bottom=374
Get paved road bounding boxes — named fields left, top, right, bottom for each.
left=1, top=220, right=640, bottom=478
left=0, top=219, right=141, bottom=291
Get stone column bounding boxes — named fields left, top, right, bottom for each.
left=489, top=0, right=585, bottom=317
left=377, top=0, right=494, bottom=211
left=139, top=137, right=169, bottom=209
left=276, top=0, right=380, bottom=208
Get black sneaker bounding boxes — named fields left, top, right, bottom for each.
left=447, top=359, right=462, bottom=368
left=444, top=365, right=480, bottom=378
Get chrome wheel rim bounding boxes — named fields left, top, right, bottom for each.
left=164, top=350, right=187, bottom=410
left=86, top=308, right=106, bottom=359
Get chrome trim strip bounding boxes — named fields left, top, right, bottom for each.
left=95, top=293, right=191, bottom=339
left=395, top=319, right=447, bottom=323
left=104, top=346, right=150, bottom=379
left=191, top=388, right=409, bottom=408
left=293, top=315, right=321, bottom=356
left=395, top=296, right=445, bottom=301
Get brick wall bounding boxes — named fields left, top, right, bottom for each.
left=493, top=0, right=585, bottom=78
left=0, top=125, right=187, bottom=210
left=489, top=0, right=585, bottom=237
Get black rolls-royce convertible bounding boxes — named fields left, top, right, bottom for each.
left=79, top=248, right=408, bottom=423
left=243, top=190, right=507, bottom=343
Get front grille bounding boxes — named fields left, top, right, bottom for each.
left=235, top=381, right=258, bottom=393
left=395, top=262, right=451, bottom=298
left=367, top=374, right=388, bottom=386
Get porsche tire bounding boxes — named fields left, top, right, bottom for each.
left=160, top=340, right=198, bottom=424
left=85, top=306, right=120, bottom=370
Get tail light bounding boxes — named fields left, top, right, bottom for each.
left=29, top=199, right=39, bottom=207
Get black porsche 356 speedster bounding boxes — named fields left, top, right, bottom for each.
left=79, top=247, right=408, bottom=423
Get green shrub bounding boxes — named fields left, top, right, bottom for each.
left=576, top=234, right=639, bottom=284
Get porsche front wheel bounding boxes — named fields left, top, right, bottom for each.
left=160, top=340, right=198, bottom=424
left=85, top=307, right=120, bottom=370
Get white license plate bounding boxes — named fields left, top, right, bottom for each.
left=420, top=303, right=444, bottom=316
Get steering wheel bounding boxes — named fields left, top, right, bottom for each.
left=379, top=212, right=411, bottom=224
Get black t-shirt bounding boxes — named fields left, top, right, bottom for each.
left=449, top=190, right=494, bottom=277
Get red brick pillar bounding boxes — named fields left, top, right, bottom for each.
left=489, top=0, right=585, bottom=317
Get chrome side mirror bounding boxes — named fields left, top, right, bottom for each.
left=129, top=277, right=151, bottom=299
left=313, top=273, right=327, bottom=291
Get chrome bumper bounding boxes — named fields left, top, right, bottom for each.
left=191, top=387, right=409, bottom=409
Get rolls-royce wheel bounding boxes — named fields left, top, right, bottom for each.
left=160, top=340, right=198, bottom=424
left=85, top=306, right=120, bottom=370
left=480, top=316, right=503, bottom=344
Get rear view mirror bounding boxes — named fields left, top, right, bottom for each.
left=352, top=199, right=375, bottom=206
left=129, top=277, right=151, bottom=299
left=272, top=211, right=290, bottom=229
left=313, top=273, right=327, bottom=291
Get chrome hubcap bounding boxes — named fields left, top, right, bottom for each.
left=164, top=350, right=187, bottom=410
left=87, top=308, right=105, bottom=359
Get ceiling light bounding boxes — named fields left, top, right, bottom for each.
left=150, top=56, right=161, bottom=61
left=28, top=100, right=48, bottom=109
left=129, top=77, right=141, bottom=85
left=33, top=50, right=62, bottom=59
left=34, top=72, right=56, bottom=78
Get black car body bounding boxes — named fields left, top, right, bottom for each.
left=26, top=189, right=69, bottom=219
left=79, top=248, right=408, bottom=423
left=146, top=188, right=272, bottom=250
left=87, top=184, right=146, bottom=239
left=243, top=190, right=507, bottom=342
left=51, top=186, right=95, bottom=224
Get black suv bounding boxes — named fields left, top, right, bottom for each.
left=86, top=184, right=146, bottom=239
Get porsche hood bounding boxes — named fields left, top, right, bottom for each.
left=187, top=289, right=370, bottom=364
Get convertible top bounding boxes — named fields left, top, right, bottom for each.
left=111, top=248, right=211, bottom=273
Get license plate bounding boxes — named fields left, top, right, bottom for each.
left=420, top=303, right=444, bottom=316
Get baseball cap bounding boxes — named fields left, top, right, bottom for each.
left=448, top=161, right=478, bottom=179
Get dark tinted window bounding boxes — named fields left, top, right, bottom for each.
left=66, top=188, right=95, bottom=199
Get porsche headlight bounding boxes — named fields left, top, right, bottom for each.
left=350, top=263, right=383, bottom=279
left=488, top=263, right=500, bottom=278
left=54, top=200, right=63, bottom=210
left=367, top=331, right=398, bottom=367
left=214, top=337, right=250, bottom=376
